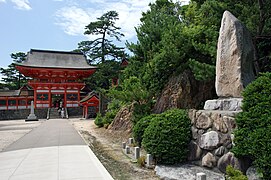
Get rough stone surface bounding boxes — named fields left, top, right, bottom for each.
left=196, top=113, right=213, bottom=129
left=188, top=141, right=202, bottom=161
left=214, top=146, right=228, bottom=157
left=204, top=98, right=242, bottom=111
left=216, top=11, right=255, bottom=97
left=217, top=152, right=239, bottom=173
left=202, top=152, right=217, bottom=168
left=213, top=116, right=228, bottom=133
left=199, top=131, right=220, bottom=150
left=246, top=166, right=261, bottom=180
left=155, top=164, right=225, bottom=180
left=153, top=70, right=215, bottom=114
left=108, top=104, right=133, bottom=132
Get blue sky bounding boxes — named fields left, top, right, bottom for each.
left=0, top=0, right=189, bottom=69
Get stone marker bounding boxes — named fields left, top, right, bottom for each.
left=146, top=154, right=153, bottom=166
left=128, top=138, right=134, bottom=145
left=25, top=101, right=38, bottom=121
left=125, top=146, right=130, bottom=154
left=216, top=11, right=255, bottom=98
left=196, top=172, right=206, bottom=180
left=122, top=142, right=126, bottom=149
left=134, top=147, right=140, bottom=160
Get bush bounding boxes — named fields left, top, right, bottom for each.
left=102, top=110, right=117, bottom=127
left=94, top=113, right=104, bottom=128
left=133, top=114, right=157, bottom=147
left=142, top=109, right=191, bottom=164
left=232, top=73, right=271, bottom=179
left=225, top=165, right=248, bottom=180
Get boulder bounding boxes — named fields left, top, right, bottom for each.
left=217, top=152, right=251, bottom=173
left=216, top=11, right=255, bottom=97
left=155, top=164, right=225, bottom=180
left=202, top=152, right=217, bottom=168
left=217, top=152, right=240, bottom=173
left=199, top=131, right=220, bottom=150
left=196, top=113, right=213, bottom=129
left=153, top=70, right=215, bottom=114
left=214, top=146, right=228, bottom=157
left=188, top=141, right=202, bottom=161
left=213, top=115, right=228, bottom=133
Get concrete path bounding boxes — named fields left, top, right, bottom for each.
left=0, top=119, right=113, bottom=180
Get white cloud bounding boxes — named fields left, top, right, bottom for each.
left=11, top=0, right=31, bottom=10
left=55, top=6, right=93, bottom=36
left=0, top=0, right=6, bottom=3
left=55, top=0, right=190, bottom=40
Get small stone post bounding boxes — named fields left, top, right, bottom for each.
left=25, top=101, right=38, bottom=121
left=196, top=172, right=206, bottom=180
left=125, top=146, right=130, bottom=154
left=134, top=147, right=140, bottom=160
left=146, top=154, right=153, bottom=167
left=122, top=142, right=126, bottom=149
left=128, top=138, right=134, bottom=145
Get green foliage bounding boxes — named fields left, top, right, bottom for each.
left=85, top=60, right=120, bottom=90
left=78, top=10, right=125, bottom=63
left=1, top=52, right=29, bottom=89
left=108, top=76, right=150, bottom=104
left=232, top=73, right=271, bottom=179
left=94, top=113, right=104, bottom=128
left=225, top=165, right=248, bottom=180
left=142, top=109, right=191, bottom=164
left=133, top=114, right=157, bottom=147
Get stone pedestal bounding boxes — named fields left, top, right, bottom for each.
left=204, top=98, right=242, bottom=111
left=25, top=101, right=38, bottom=121
left=134, top=147, right=140, bottom=160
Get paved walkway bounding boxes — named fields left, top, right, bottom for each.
left=0, top=119, right=113, bottom=180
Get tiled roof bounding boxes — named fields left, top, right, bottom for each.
left=0, top=90, right=20, bottom=97
left=80, top=91, right=99, bottom=103
left=15, top=49, right=96, bottom=69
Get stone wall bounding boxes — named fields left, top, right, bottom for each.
left=67, top=107, right=83, bottom=118
left=188, top=109, right=250, bottom=173
left=0, top=108, right=47, bottom=120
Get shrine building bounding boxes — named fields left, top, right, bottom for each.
left=0, top=49, right=98, bottom=119
left=15, top=49, right=97, bottom=110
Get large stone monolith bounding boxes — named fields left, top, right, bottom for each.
left=216, top=11, right=255, bottom=98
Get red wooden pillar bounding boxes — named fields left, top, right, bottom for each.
left=64, top=85, right=67, bottom=108
left=49, top=85, right=52, bottom=108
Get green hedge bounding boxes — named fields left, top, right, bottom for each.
left=133, top=114, right=157, bottom=147
left=142, top=109, right=191, bottom=164
left=233, top=73, right=271, bottom=179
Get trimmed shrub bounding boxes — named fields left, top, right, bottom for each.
left=94, top=113, right=104, bottom=128
left=233, top=73, right=271, bottom=179
left=225, top=165, right=248, bottom=180
left=142, top=109, right=191, bottom=164
left=133, top=114, right=157, bottom=147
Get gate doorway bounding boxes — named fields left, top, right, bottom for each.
left=51, top=94, right=65, bottom=108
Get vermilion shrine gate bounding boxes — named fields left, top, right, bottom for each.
left=15, top=49, right=97, bottom=110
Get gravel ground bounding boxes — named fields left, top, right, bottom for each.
left=0, top=119, right=44, bottom=151
left=70, top=118, right=159, bottom=180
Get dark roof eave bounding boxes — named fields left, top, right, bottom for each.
left=14, top=63, right=97, bottom=70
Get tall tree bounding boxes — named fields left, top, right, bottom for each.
left=0, top=52, right=28, bottom=89
left=77, top=10, right=125, bottom=64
